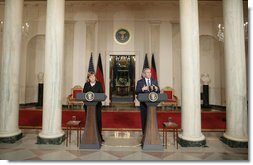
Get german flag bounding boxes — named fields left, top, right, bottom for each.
left=151, top=53, right=157, bottom=81
left=96, top=53, right=105, bottom=92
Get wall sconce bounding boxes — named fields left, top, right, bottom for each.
left=0, top=20, right=3, bottom=33
left=22, top=22, right=30, bottom=36
left=217, top=21, right=248, bottom=42
left=244, top=21, right=248, bottom=39
left=217, top=24, right=225, bottom=42
left=0, top=20, right=30, bottom=35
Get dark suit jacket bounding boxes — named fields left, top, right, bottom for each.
left=135, top=78, right=160, bottom=95
left=83, top=81, right=103, bottom=109
left=83, top=81, right=103, bottom=93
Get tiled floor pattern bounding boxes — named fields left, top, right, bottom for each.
left=0, top=129, right=248, bottom=161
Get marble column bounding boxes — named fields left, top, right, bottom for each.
left=37, top=0, right=65, bottom=144
left=178, top=0, right=206, bottom=147
left=220, top=0, right=248, bottom=148
left=0, top=0, right=24, bottom=143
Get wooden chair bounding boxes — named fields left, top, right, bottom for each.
left=67, top=85, right=84, bottom=109
left=163, top=121, right=179, bottom=149
left=161, top=86, right=178, bottom=111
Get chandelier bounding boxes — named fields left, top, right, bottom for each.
left=0, top=20, right=30, bottom=36
left=217, top=21, right=248, bottom=42
left=0, top=20, right=3, bottom=33
left=217, top=24, right=225, bottom=42
left=22, top=22, right=30, bottom=35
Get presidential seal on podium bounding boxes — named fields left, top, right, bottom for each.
left=85, top=91, right=95, bottom=102
left=148, top=92, right=159, bottom=102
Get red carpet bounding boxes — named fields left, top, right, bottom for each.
left=19, top=109, right=226, bottom=131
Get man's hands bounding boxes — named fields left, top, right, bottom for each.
left=153, top=85, right=158, bottom=91
left=142, top=85, right=149, bottom=91
left=142, top=85, right=158, bottom=92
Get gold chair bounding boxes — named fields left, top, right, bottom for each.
left=161, top=86, right=178, bottom=111
left=67, top=85, right=84, bottom=109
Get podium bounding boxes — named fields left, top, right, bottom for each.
left=137, top=92, right=167, bottom=150
left=76, top=92, right=106, bottom=149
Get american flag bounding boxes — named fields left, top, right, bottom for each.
left=88, top=53, right=95, bottom=73
left=96, top=53, right=105, bottom=92
left=143, top=53, right=150, bottom=70
left=141, top=53, right=150, bottom=78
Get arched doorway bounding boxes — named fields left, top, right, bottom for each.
left=110, top=55, right=136, bottom=104
left=25, top=35, right=45, bottom=104
left=199, top=35, right=225, bottom=106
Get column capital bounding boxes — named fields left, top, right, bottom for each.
left=85, top=20, right=97, bottom=25
left=65, top=20, right=76, bottom=24
left=149, top=20, right=161, bottom=25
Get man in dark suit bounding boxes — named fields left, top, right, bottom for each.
left=135, top=68, right=160, bottom=134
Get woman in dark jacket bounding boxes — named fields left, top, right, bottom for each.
left=83, top=72, right=104, bottom=142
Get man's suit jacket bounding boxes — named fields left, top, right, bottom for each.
left=135, top=78, right=160, bottom=95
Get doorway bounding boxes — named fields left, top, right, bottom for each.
left=109, top=55, right=135, bottom=103
left=25, top=35, right=45, bottom=104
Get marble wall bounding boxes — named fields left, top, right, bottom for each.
left=0, top=1, right=248, bottom=106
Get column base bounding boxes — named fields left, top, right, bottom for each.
left=37, top=134, right=65, bottom=145
left=0, top=132, right=23, bottom=144
left=178, top=137, right=206, bottom=147
left=201, top=104, right=211, bottom=109
left=220, top=136, right=248, bottom=148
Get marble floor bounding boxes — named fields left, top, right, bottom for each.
left=0, top=129, right=248, bottom=161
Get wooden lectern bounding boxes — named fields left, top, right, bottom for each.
left=137, top=92, right=167, bottom=150
left=76, top=92, right=106, bottom=149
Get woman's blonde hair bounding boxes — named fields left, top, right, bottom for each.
left=87, top=72, right=96, bottom=82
